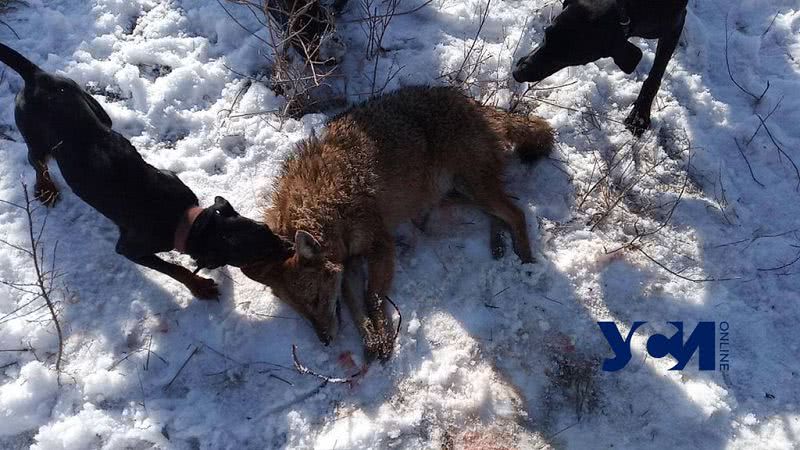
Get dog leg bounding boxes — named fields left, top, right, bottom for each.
left=27, top=147, right=59, bottom=207
left=33, top=163, right=59, bottom=207
left=625, top=13, right=686, bottom=136
left=126, top=253, right=219, bottom=299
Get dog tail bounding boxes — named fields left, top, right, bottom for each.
left=487, top=108, right=554, bottom=164
left=0, top=43, right=41, bottom=83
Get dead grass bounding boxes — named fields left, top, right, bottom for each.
left=545, top=353, right=600, bottom=420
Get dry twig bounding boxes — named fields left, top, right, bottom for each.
left=724, top=14, right=769, bottom=103
left=222, top=0, right=343, bottom=118
left=0, top=181, right=65, bottom=383
left=164, top=346, right=199, bottom=390
left=291, top=344, right=362, bottom=384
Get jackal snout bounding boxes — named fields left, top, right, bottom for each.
left=241, top=231, right=343, bottom=345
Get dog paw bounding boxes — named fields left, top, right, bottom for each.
left=34, top=182, right=60, bottom=207
left=188, top=276, right=219, bottom=300
left=624, top=107, right=650, bottom=136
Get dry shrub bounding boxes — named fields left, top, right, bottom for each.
left=223, top=0, right=346, bottom=117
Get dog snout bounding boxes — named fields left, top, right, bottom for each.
left=512, top=67, right=525, bottom=83
left=512, top=57, right=532, bottom=82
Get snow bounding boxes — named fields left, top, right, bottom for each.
left=1, top=0, right=799, bottom=448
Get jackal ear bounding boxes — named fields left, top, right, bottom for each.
left=295, top=230, right=322, bottom=261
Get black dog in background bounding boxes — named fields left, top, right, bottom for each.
left=0, top=43, right=290, bottom=298
left=513, top=0, right=688, bottom=135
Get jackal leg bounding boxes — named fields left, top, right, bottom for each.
left=454, top=172, right=534, bottom=263
left=363, top=227, right=396, bottom=362
left=474, top=188, right=534, bottom=263
left=490, top=216, right=507, bottom=259
left=342, top=257, right=372, bottom=350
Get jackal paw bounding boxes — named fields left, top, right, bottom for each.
left=513, top=243, right=535, bottom=265
left=187, top=276, right=219, bottom=300
left=34, top=181, right=60, bottom=207
left=364, top=331, right=394, bottom=363
left=362, top=317, right=394, bottom=363
left=490, top=232, right=506, bottom=260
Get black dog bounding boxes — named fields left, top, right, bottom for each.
left=0, top=43, right=290, bottom=298
left=513, top=0, right=688, bottom=135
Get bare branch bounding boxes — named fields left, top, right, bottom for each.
left=341, top=0, right=431, bottom=23
left=20, top=183, right=64, bottom=381
left=636, top=246, right=739, bottom=283
left=724, top=14, right=768, bottom=102
left=734, top=138, right=764, bottom=187
left=164, top=346, right=200, bottom=390
left=0, top=183, right=65, bottom=383
left=450, top=0, right=491, bottom=86
left=590, top=153, right=671, bottom=231
left=757, top=250, right=800, bottom=272
left=223, top=0, right=342, bottom=118
left=605, top=153, right=693, bottom=254
left=534, top=97, right=627, bottom=126
left=755, top=113, right=800, bottom=190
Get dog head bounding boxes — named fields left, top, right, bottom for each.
left=187, top=196, right=292, bottom=270
left=512, top=0, right=642, bottom=83
left=240, top=230, right=342, bottom=346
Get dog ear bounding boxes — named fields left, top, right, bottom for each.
left=213, top=196, right=237, bottom=217
left=612, top=40, right=642, bottom=74
left=295, top=230, right=322, bottom=262
left=81, top=91, right=112, bottom=127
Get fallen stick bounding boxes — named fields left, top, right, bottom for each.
left=291, top=345, right=362, bottom=384
left=164, top=346, right=199, bottom=390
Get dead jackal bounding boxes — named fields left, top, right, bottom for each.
left=242, top=86, right=554, bottom=361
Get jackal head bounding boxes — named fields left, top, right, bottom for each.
left=241, top=230, right=343, bottom=345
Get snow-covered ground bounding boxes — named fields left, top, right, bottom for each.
left=0, top=0, right=799, bottom=448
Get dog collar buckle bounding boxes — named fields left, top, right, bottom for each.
left=619, top=17, right=631, bottom=37
left=615, top=0, right=632, bottom=37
